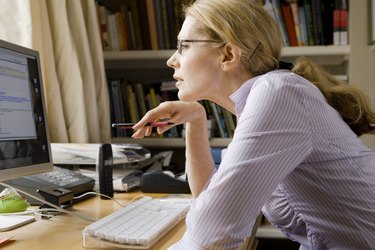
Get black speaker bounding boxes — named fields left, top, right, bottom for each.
left=97, top=144, right=113, bottom=199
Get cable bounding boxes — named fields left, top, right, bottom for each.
left=0, top=181, right=95, bottom=222
left=0, top=183, right=146, bottom=222
left=0, top=208, right=74, bottom=219
left=73, top=191, right=145, bottom=207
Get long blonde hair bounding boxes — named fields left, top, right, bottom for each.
left=185, top=0, right=375, bottom=136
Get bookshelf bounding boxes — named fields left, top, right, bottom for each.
left=105, top=45, right=350, bottom=148
left=99, top=0, right=351, bottom=145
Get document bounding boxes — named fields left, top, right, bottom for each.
left=50, top=143, right=150, bottom=165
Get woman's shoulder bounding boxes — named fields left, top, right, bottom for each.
left=255, top=69, right=314, bottom=90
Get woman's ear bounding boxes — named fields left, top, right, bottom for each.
left=219, top=43, right=241, bottom=71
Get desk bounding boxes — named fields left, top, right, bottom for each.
left=0, top=192, right=185, bottom=250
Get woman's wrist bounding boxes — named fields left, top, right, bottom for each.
left=185, top=102, right=207, bottom=126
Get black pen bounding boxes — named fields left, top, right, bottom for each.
left=112, top=121, right=174, bottom=129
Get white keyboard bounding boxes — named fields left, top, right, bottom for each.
left=82, top=196, right=191, bottom=249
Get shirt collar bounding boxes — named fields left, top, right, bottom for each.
left=230, top=75, right=261, bottom=118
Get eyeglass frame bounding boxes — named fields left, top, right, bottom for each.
left=176, top=40, right=260, bottom=62
left=176, top=39, right=216, bottom=54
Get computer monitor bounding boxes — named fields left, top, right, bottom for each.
left=0, top=39, right=53, bottom=182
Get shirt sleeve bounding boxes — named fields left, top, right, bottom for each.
left=169, top=74, right=313, bottom=250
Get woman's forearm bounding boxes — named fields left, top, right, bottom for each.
left=185, top=111, right=215, bottom=198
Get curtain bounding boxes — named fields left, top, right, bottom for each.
left=0, top=0, right=111, bottom=143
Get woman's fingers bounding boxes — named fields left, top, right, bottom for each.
left=131, top=101, right=206, bottom=138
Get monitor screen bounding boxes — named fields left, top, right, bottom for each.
left=0, top=40, right=52, bottom=181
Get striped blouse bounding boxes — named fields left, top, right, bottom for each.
left=169, top=70, right=375, bottom=249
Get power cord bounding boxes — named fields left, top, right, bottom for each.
left=0, top=181, right=94, bottom=221
left=73, top=191, right=145, bottom=207
left=0, top=182, right=146, bottom=222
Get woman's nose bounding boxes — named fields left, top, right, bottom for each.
left=167, top=51, right=178, bottom=68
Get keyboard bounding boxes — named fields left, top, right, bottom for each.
left=82, top=196, right=191, bottom=249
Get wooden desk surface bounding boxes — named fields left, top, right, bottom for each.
left=0, top=192, right=186, bottom=250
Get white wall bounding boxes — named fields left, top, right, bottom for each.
left=349, top=0, right=375, bottom=150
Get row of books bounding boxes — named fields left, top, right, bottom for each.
left=108, top=79, right=236, bottom=138
left=96, top=0, right=183, bottom=51
left=260, top=0, right=349, bottom=47
left=96, top=0, right=348, bottom=51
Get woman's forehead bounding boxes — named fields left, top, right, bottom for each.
left=178, top=16, right=204, bottom=39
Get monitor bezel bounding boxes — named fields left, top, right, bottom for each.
left=0, top=39, right=53, bottom=181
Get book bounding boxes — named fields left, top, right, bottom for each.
left=154, top=0, right=165, bottom=49
left=146, top=0, right=159, bottom=49
left=333, top=0, right=349, bottom=45
left=119, top=4, right=131, bottom=50
left=129, top=0, right=143, bottom=49
left=134, top=83, right=147, bottom=117
left=271, top=0, right=290, bottom=46
left=123, top=4, right=136, bottom=50
left=290, top=0, right=304, bottom=46
left=109, top=79, right=126, bottom=136
left=117, top=12, right=128, bottom=50
left=160, top=0, right=171, bottom=49
left=167, top=0, right=178, bottom=49
left=126, top=84, right=140, bottom=123
left=149, top=87, right=159, bottom=108
left=303, top=0, right=315, bottom=45
left=222, top=109, right=236, bottom=137
left=136, top=0, right=152, bottom=50
left=339, top=0, right=349, bottom=45
left=98, top=5, right=109, bottom=50
left=210, top=102, right=227, bottom=138
left=298, top=0, right=309, bottom=46
left=311, top=0, right=323, bottom=45
left=107, top=13, right=120, bottom=51
left=173, top=0, right=184, bottom=43
left=321, top=0, right=334, bottom=45
left=281, top=1, right=298, bottom=46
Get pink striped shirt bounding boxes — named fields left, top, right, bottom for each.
left=170, top=70, right=375, bottom=249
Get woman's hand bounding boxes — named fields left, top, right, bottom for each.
left=132, top=101, right=206, bottom=138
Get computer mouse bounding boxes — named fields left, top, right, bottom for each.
left=0, top=188, right=30, bottom=213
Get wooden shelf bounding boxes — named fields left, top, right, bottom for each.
left=281, top=45, right=350, bottom=57
left=104, top=45, right=350, bottom=68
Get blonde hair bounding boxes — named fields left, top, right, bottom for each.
left=185, top=0, right=375, bottom=136
left=184, top=0, right=281, bottom=76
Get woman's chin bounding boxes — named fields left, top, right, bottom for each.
left=177, top=91, right=195, bottom=102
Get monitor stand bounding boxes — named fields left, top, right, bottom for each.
left=0, top=215, right=35, bottom=231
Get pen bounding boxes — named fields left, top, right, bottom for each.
left=112, top=121, right=175, bottom=129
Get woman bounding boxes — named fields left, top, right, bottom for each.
left=132, top=0, right=375, bottom=249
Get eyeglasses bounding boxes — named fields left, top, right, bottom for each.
left=177, top=39, right=216, bottom=54
left=176, top=40, right=261, bottom=61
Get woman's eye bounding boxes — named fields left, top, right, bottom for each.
left=178, top=43, right=189, bottom=54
